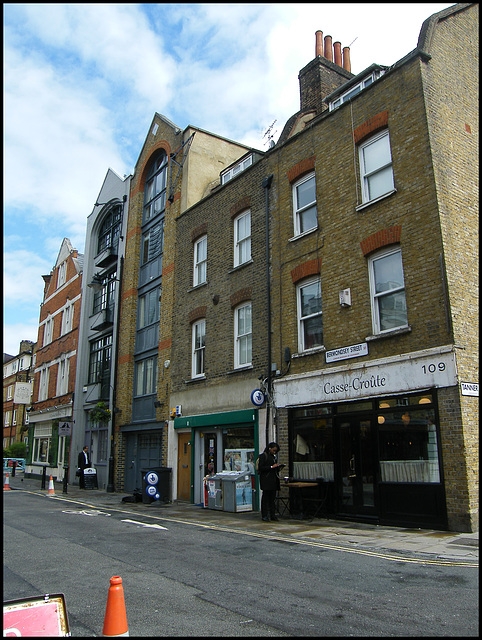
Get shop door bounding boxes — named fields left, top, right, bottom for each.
left=337, top=418, right=377, bottom=516
left=177, top=432, right=191, bottom=501
left=203, top=433, right=217, bottom=477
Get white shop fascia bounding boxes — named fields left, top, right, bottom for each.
left=273, top=345, right=458, bottom=408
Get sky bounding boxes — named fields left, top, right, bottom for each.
left=3, top=2, right=453, bottom=356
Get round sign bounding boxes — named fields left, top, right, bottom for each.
left=250, top=389, right=265, bottom=406
left=146, top=485, right=159, bottom=497
left=145, top=472, right=159, bottom=485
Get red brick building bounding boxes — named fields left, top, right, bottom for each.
left=25, top=238, right=83, bottom=482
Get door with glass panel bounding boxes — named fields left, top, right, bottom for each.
left=337, top=418, right=376, bottom=515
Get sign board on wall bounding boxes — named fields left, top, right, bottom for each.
left=13, top=382, right=33, bottom=405
left=325, top=342, right=368, bottom=363
left=460, top=382, right=478, bottom=397
left=274, top=347, right=458, bottom=407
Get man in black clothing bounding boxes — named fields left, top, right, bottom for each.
left=77, top=445, right=91, bottom=489
left=257, top=442, right=281, bottom=521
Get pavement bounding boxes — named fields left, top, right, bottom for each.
left=4, top=471, right=478, bottom=566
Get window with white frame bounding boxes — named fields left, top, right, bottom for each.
left=234, top=210, right=251, bottom=267
left=4, top=411, right=11, bottom=427
left=329, top=69, right=386, bottom=111
left=368, top=246, right=408, bottom=334
left=61, top=302, right=74, bottom=335
left=221, top=155, right=253, bottom=184
left=359, top=130, right=395, bottom=203
left=38, top=366, right=50, bottom=401
left=43, top=316, right=54, bottom=346
left=7, top=385, right=13, bottom=400
left=193, top=235, right=207, bottom=286
left=12, top=409, right=17, bottom=426
left=57, top=261, right=67, bottom=288
left=32, top=424, right=51, bottom=463
left=56, top=357, right=70, bottom=396
left=234, top=302, right=252, bottom=368
left=297, top=278, right=323, bottom=352
left=192, top=319, right=206, bottom=378
left=293, top=173, right=317, bottom=236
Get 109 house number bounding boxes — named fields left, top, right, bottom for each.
left=421, top=362, right=446, bottom=374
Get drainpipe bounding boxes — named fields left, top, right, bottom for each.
left=262, top=175, right=274, bottom=446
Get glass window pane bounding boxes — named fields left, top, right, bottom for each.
left=300, top=281, right=322, bottom=317
left=136, top=361, right=144, bottom=395
left=300, top=205, right=317, bottom=233
left=292, top=417, right=333, bottom=481
left=373, top=252, right=404, bottom=293
left=378, top=409, right=440, bottom=482
left=297, top=176, right=316, bottom=209
left=378, top=291, right=408, bottom=331
left=367, top=166, right=394, bottom=200
left=146, top=358, right=155, bottom=394
left=363, top=135, right=391, bottom=174
left=303, top=315, right=324, bottom=349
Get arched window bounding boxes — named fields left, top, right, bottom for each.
left=98, top=204, right=122, bottom=254
left=144, top=152, right=168, bottom=222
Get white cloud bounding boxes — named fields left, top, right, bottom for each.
left=3, top=247, right=52, bottom=306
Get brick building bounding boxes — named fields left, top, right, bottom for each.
left=70, top=169, right=131, bottom=490
left=270, top=2, right=478, bottom=532
left=168, top=3, right=478, bottom=531
left=3, top=341, right=35, bottom=450
left=25, top=238, right=83, bottom=482
left=113, top=114, right=253, bottom=492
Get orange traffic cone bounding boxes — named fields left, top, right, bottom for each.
left=102, top=576, right=129, bottom=637
left=47, top=475, right=55, bottom=497
left=4, top=473, right=11, bottom=491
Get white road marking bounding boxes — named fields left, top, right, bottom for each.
left=122, top=519, right=168, bottom=530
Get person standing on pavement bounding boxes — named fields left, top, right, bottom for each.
left=77, top=446, right=91, bottom=489
left=257, top=442, right=281, bottom=521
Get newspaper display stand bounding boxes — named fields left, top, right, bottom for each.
left=205, top=471, right=253, bottom=512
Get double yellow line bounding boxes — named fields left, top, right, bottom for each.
left=42, top=492, right=478, bottom=569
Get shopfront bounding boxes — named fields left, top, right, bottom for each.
left=275, top=346, right=458, bottom=529
left=173, top=409, right=260, bottom=506
left=289, top=390, right=446, bottom=528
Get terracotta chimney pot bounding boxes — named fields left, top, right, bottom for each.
left=334, top=41, right=342, bottom=67
left=324, top=35, right=333, bottom=62
left=315, top=30, right=323, bottom=57
left=343, top=46, right=351, bottom=72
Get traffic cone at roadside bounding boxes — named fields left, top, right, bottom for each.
left=47, top=475, right=55, bottom=497
left=4, top=473, right=11, bottom=491
left=102, top=576, right=129, bottom=637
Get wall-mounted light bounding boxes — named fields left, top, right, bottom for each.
left=87, top=273, right=104, bottom=292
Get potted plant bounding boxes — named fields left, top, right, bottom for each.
left=90, top=401, right=111, bottom=424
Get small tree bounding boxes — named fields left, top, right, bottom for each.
left=7, top=442, right=27, bottom=458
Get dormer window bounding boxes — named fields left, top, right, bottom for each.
left=329, top=69, right=386, bottom=111
left=221, top=155, right=253, bottom=185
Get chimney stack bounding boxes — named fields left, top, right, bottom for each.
left=333, top=41, right=342, bottom=67
left=315, top=30, right=323, bottom=57
left=324, top=35, right=333, bottom=62
left=342, top=46, right=351, bottom=72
